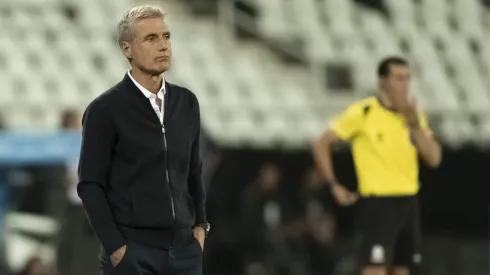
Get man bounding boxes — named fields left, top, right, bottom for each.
left=241, top=163, right=283, bottom=275
left=299, top=168, right=336, bottom=275
left=57, top=109, right=100, bottom=275
left=312, top=57, right=441, bottom=275
left=77, top=5, right=209, bottom=275
left=242, top=163, right=303, bottom=275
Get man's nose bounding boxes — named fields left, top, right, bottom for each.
left=158, top=39, right=168, bottom=51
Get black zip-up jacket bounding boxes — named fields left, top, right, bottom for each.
left=77, top=74, right=206, bottom=255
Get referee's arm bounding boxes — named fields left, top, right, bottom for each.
left=313, top=104, right=361, bottom=185
left=313, top=129, right=342, bottom=185
left=313, top=127, right=359, bottom=206
left=410, top=115, right=442, bottom=168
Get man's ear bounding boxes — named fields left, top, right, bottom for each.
left=121, top=41, right=132, bottom=59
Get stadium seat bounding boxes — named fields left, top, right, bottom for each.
left=359, top=9, right=403, bottom=60
left=0, top=76, right=15, bottom=106
left=254, top=0, right=293, bottom=40
left=340, top=40, right=377, bottom=93
left=4, top=212, right=59, bottom=272
left=421, top=70, right=460, bottom=112
left=383, top=0, right=416, bottom=31
left=3, top=0, right=490, bottom=145
left=477, top=115, right=490, bottom=145
left=453, top=0, right=484, bottom=40
left=420, top=0, right=453, bottom=41
left=323, top=0, right=358, bottom=40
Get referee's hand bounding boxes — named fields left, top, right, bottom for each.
left=331, top=184, right=359, bottom=206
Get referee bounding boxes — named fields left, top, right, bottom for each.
left=312, top=57, right=441, bottom=275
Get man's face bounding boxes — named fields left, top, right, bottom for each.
left=28, top=260, right=49, bottom=275
left=259, top=164, right=280, bottom=191
left=122, top=17, right=172, bottom=74
left=381, top=64, right=411, bottom=103
left=305, top=169, right=322, bottom=190
left=64, top=113, right=81, bottom=130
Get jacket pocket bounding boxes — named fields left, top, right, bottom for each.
left=130, top=186, right=174, bottom=228
left=174, top=192, right=195, bottom=228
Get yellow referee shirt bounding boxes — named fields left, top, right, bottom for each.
left=330, top=97, right=432, bottom=196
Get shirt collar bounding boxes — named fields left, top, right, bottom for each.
left=127, top=70, right=166, bottom=99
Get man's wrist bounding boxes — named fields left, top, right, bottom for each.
left=403, top=111, right=419, bottom=127
left=407, top=119, right=420, bottom=129
left=326, top=179, right=339, bottom=187
left=194, top=223, right=210, bottom=236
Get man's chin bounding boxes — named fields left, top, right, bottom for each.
left=157, top=61, right=171, bottom=72
left=156, top=63, right=170, bottom=74
left=145, top=65, right=170, bottom=75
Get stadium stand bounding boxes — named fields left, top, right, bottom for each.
left=211, top=0, right=490, bottom=147
left=0, top=1, right=488, bottom=274
left=2, top=0, right=490, bottom=148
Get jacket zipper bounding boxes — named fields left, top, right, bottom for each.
left=162, top=88, right=174, bottom=251
left=162, top=128, right=176, bottom=220
left=161, top=90, right=175, bottom=221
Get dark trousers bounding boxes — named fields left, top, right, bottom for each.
left=101, top=237, right=203, bottom=275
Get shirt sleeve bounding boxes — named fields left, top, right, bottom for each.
left=329, top=104, right=363, bottom=140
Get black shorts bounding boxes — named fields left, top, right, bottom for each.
left=357, top=195, right=422, bottom=268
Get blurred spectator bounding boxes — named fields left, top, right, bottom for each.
left=0, top=169, right=10, bottom=252
left=16, top=109, right=82, bottom=216
left=241, top=163, right=306, bottom=275
left=0, top=115, right=9, bottom=251
left=0, top=115, right=5, bottom=130
left=299, top=168, right=337, bottom=275
left=200, top=128, right=221, bottom=191
left=18, top=257, right=53, bottom=275
left=241, top=163, right=282, bottom=275
left=56, top=109, right=98, bottom=275
left=60, top=109, right=81, bottom=130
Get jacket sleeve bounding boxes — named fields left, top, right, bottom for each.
left=187, top=94, right=207, bottom=226
left=77, top=100, right=126, bottom=255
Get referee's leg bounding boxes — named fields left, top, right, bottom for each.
left=358, top=198, right=400, bottom=275
left=390, top=197, right=422, bottom=275
left=360, top=235, right=395, bottom=275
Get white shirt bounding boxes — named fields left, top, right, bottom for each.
left=127, top=71, right=167, bottom=127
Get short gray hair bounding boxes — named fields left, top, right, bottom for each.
left=117, top=5, right=167, bottom=46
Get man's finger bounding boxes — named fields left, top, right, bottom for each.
left=336, top=195, right=347, bottom=205
left=342, top=196, right=355, bottom=206
left=345, top=193, right=358, bottom=205
left=342, top=199, right=354, bottom=206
